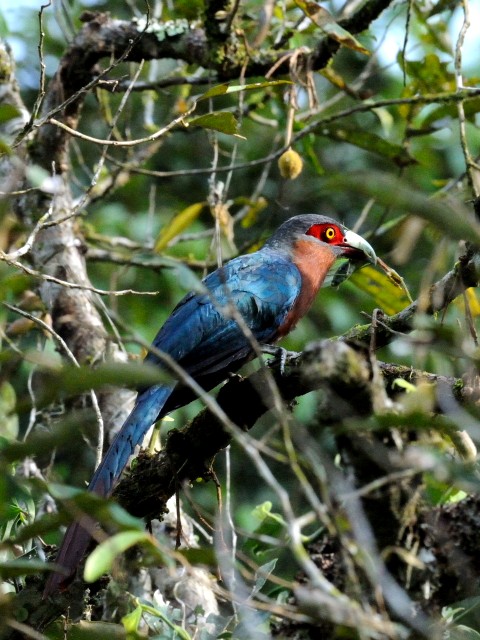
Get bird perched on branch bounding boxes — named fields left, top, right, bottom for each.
left=43, top=214, right=377, bottom=596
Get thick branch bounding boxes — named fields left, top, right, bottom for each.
left=114, top=340, right=372, bottom=519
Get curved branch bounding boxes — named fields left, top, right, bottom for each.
left=342, top=246, right=480, bottom=348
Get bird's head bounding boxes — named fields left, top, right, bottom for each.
left=265, top=214, right=377, bottom=287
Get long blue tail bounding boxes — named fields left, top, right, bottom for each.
left=88, top=385, right=173, bottom=497
left=43, top=384, right=173, bottom=597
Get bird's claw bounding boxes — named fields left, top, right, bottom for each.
left=260, top=344, right=299, bottom=374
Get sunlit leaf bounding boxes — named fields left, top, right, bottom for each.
left=240, top=197, right=268, bottom=228
left=294, top=0, right=370, bottom=55
left=84, top=530, right=152, bottom=582
left=154, top=202, right=206, bottom=253
left=320, top=66, right=348, bottom=91
left=0, top=381, right=18, bottom=440
left=392, top=378, right=417, bottom=393
left=349, top=265, right=412, bottom=314
left=463, top=288, right=480, bottom=317
left=122, top=605, right=143, bottom=634
left=425, top=473, right=469, bottom=507
left=198, top=80, right=291, bottom=101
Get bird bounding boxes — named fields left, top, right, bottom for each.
left=43, top=214, right=377, bottom=596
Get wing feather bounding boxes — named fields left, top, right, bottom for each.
left=145, top=250, right=301, bottom=381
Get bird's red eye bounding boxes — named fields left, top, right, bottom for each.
left=306, top=223, right=343, bottom=244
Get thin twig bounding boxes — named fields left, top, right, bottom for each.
left=0, top=251, right=158, bottom=297
left=454, top=0, right=480, bottom=196
left=29, top=0, right=51, bottom=123
left=48, top=100, right=195, bottom=147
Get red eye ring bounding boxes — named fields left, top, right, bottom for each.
left=306, top=222, right=344, bottom=244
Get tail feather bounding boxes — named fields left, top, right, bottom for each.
left=88, top=385, right=173, bottom=497
left=43, top=518, right=95, bottom=596
left=43, top=384, right=173, bottom=598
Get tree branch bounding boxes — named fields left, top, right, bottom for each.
left=342, top=245, right=480, bottom=348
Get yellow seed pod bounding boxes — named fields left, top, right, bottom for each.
left=278, top=148, right=303, bottom=180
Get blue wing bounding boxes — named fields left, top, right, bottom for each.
left=147, top=249, right=301, bottom=379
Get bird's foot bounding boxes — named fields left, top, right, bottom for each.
left=260, top=344, right=300, bottom=374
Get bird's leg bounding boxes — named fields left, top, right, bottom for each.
left=260, top=344, right=300, bottom=374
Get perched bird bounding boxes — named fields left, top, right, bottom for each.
left=43, top=214, right=376, bottom=596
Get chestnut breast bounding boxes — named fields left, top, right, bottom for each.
left=277, top=238, right=337, bottom=338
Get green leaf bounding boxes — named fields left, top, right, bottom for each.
left=188, top=112, right=240, bottom=136
left=420, top=97, right=480, bottom=130
left=121, top=605, right=143, bottom=634
left=177, top=547, right=217, bottom=566
left=46, top=485, right=144, bottom=532
left=403, top=54, right=454, bottom=92
left=198, top=80, right=291, bottom=101
left=137, top=603, right=192, bottom=640
left=171, top=261, right=207, bottom=295
left=0, top=104, right=21, bottom=125
left=154, top=202, right=206, bottom=253
left=18, top=359, right=171, bottom=408
left=294, top=0, right=370, bottom=55
left=392, top=378, right=417, bottom=393
left=245, top=502, right=287, bottom=557
left=321, top=125, right=416, bottom=167
left=251, top=559, right=277, bottom=597
left=349, top=265, right=412, bottom=314
left=0, top=381, right=18, bottom=440
left=84, top=530, right=152, bottom=582
left=447, top=626, right=480, bottom=640
left=8, top=512, right=66, bottom=544
left=0, top=413, right=92, bottom=462
left=239, top=196, right=268, bottom=228
left=0, top=559, right=51, bottom=578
